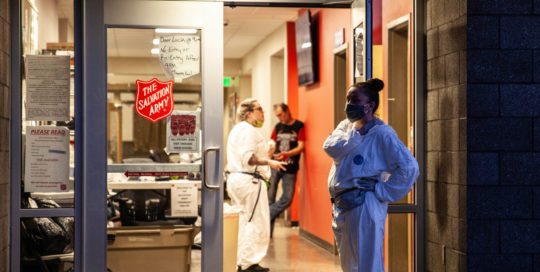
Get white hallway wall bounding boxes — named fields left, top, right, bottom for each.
left=241, top=24, right=288, bottom=139
left=36, top=0, right=59, bottom=53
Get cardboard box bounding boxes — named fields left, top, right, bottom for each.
left=107, top=225, right=194, bottom=272
left=223, top=212, right=239, bottom=272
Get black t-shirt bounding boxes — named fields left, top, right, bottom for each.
left=271, top=120, right=305, bottom=173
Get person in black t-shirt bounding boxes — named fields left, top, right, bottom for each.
left=267, top=103, right=305, bottom=233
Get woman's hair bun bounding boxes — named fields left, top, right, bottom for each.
left=367, top=78, right=384, bottom=92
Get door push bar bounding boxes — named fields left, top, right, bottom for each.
left=203, top=146, right=221, bottom=190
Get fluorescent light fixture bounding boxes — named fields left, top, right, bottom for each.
left=151, top=48, right=160, bottom=55
left=301, top=42, right=312, bottom=49
left=155, top=28, right=197, bottom=34
left=153, top=38, right=159, bottom=45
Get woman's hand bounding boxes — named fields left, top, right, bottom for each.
left=249, top=153, right=287, bottom=171
left=268, top=159, right=288, bottom=171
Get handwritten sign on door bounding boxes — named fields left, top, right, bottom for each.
left=158, top=35, right=200, bottom=82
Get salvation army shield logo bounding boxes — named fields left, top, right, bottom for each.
left=135, top=78, right=174, bottom=123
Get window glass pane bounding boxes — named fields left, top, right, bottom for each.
left=389, top=187, right=414, bottom=204
left=20, top=216, right=74, bottom=271
left=385, top=213, right=415, bottom=272
left=20, top=0, right=75, bottom=208
left=106, top=27, right=201, bottom=271
left=106, top=28, right=202, bottom=166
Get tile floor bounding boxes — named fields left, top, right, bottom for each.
left=191, top=218, right=342, bottom=272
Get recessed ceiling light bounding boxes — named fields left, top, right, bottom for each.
left=153, top=38, right=159, bottom=45
left=155, top=28, right=197, bottom=34
left=301, top=42, right=312, bottom=49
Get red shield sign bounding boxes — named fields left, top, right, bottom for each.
left=135, top=78, right=174, bottom=123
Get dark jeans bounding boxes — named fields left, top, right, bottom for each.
left=268, top=169, right=297, bottom=221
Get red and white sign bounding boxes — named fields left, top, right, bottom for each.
left=166, top=110, right=200, bottom=153
left=123, top=171, right=188, bottom=177
left=135, top=78, right=174, bottom=123
left=170, top=114, right=196, bottom=136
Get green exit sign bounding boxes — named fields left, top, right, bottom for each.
left=223, top=77, right=231, bottom=87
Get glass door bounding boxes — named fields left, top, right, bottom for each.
left=85, top=1, right=223, bottom=271
left=10, top=0, right=78, bottom=271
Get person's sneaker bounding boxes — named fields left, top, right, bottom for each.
left=238, top=264, right=270, bottom=272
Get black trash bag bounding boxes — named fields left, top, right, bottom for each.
left=21, top=197, right=72, bottom=256
left=34, top=198, right=75, bottom=252
left=52, top=216, right=75, bottom=253
left=34, top=198, right=61, bottom=209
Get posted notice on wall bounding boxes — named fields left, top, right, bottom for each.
left=25, top=55, right=70, bottom=121
left=158, top=34, right=200, bottom=82
left=24, top=126, right=70, bottom=192
left=170, top=181, right=198, bottom=217
left=166, top=110, right=200, bottom=153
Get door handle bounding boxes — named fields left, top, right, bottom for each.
left=203, top=146, right=220, bottom=190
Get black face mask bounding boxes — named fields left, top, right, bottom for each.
left=345, top=103, right=367, bottom=123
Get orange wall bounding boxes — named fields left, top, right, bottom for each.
left=286, top=22, right=300, bottom=222
left=373, top=0, right=383, bottom=45
left=287, top=8, right=351, bottom=244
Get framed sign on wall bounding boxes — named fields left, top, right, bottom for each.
left=353, top=23, right=364, bottom=83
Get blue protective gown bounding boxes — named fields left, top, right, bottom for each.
left=323, top=119, right=419, bottom=272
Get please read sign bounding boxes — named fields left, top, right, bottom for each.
left=135, top=78, right=174, bottom=122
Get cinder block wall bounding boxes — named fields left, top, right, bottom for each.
left=425, top=0, right=467, bottom=270
left=0, top=0, right=9, bottom=271
left=466, top=0, right=540, bottom=270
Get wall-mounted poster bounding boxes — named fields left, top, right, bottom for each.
left=24, top=126, right=70, bottom=192
left=354, top=23, right=365, bottom=83
left=158, top=34, right=201, bottom=82
left=166, top=110, right=200, bottom=153
left=25, top=55, right=70, bottom=121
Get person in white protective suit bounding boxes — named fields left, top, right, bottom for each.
left=227, top=98, right=287, bottom=272
left=323, top=78, right=419, bottom=272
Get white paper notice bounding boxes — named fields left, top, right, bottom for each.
left=166, top=110, right=200, bottom=153
left=158, top=35, right=200, bottom=82
left=24, top=126, right=70, bottom=192
left=170, top=181, right=198, bottom=217
left=25, top=55, right=71, bottom=121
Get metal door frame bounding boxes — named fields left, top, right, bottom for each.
left=9, top=0, right=82, bottom=271
left=9, top=0, right=224, bottom=271
left=100, top=1, right=225, bottom=271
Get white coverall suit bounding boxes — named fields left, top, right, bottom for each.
left=226, top=121, right=271, bottom=270
left=323, top=119, right=419, bottom=272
